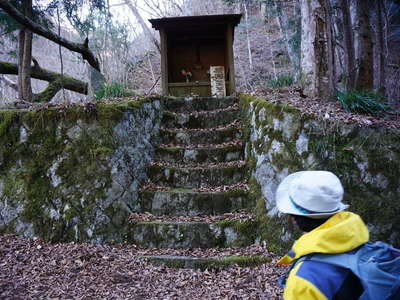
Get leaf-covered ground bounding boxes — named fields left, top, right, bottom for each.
left=128, top=211, right=255, bottom=223
left=252, top=87, right=400, bottom=129
left=142, top=180, right=249, bottom=193
left=0, top=235, right=285, bottom=299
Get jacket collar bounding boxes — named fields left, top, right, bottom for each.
left=278, top=212, right=369, bottom=265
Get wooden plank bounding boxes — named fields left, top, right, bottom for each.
left=226, top=24, right=236, bottom=95
left=160, top=29, right=168, bottom=96
left=169, top=85, right=211, bottom=97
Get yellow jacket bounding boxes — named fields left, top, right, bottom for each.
left=278, top=212, right=369, bottom=300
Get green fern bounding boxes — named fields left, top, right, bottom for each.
left=95, top=83, right=136, bottom=100
left=336, top=90, right=391, bottom=116
left=267, top=74, right=294, bottom=88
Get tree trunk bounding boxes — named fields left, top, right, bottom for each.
left=0, top=0, right=100, bottom=71
left=300, top=0, right=331, bottom=98
left=354, top=0, right=373, bottom=90
left=88, top=65, right=106, bottom=97
left=18, top=29, right=24, bottom=99
left=340, top=0, right=356, bottom=89
left=0, top=60, right=88, bottom=101
left=274, top=0, right=301, bottom=81
left=260, top=2, right=267, bottom=21
left=20, top=0, right=33, bottom=101
left=375, top=0, right=385, bottom=95
left=243, top=3, right=253, bottom=70
left=323, top=0, right=335, bottom=97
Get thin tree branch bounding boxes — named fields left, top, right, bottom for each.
left=124, top=0, right=161, bottom=53
left=145, top=75, right=160, bottom=96
left=57, top=6, right=66, bottom=102
left=0, top=75, right=18, bottom=91
left=0, top=0, right=100, bottom=71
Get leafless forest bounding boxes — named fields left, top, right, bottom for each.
left=1, top=0, right=398, bottom=109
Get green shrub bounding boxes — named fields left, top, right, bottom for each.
left=267, top=74, right=294, bottom=88
left=336, top=90, right=391, bottom=115
left=95, top=83, right=136, bottom=100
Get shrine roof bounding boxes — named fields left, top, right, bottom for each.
left=149, top=14, right=242, bottom=31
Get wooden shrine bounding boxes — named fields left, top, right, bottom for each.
left=149, top=14, right=242, bottom=97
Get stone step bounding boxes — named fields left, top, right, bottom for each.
left=141, top=255, right=271, bottom=270
left=159, top=125, right=242, bottom=146
left=161, top=107, right=239, bottom=129
left=147, top=163, right=248, bottom=188
left=139, top=188, right=252, bottom=216
left=126, top=215, right=258, bottom=249
left=162, top=96, right=238, bottom=113
left=155, top=143, right=244, bottom=164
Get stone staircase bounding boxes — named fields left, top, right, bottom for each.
left=127, top=97, right=269, bottom=270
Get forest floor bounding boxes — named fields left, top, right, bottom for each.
left=250, top=87, right=400, bottom=130
left=13, top=86, right=400, bottom=131
left=0, top=234, right=285, bottom=299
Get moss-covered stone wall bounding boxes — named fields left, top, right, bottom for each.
left=0, top=98, right=162, bottom=243
left=240, top=94, right=400, bottom=250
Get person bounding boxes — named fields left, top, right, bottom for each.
left=276, top=170, right=369, bottom=300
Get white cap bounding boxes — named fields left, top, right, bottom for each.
left=276, top=171, right=349, bottom=219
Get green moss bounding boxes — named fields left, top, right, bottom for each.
left=250, top=176, right=298, bottom=255
left=246, top=155, right=256, bottom=171
left=94, top=147, right=114, bottom=160
left=307, top=128, right=400, bottom=245
left=222, top=188, right=249, bottom=198
left=0, top=97, right=161, bottom=243
left=158, top=146, right=182, bottom=152
left=0, top=110, right=20, bottom=138
left=215, top=219, right=257, bottom=236
left=239, top=94, right=300, bottom=117
left=148, top=164, right=249, bottom=185
left=240, top=92, right=400, bottom=249
left=218, top=255, right=272, bottom=267
left=152, top=257, right=187, bottom=269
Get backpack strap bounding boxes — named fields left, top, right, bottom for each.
left=278, top=256, right=307, bottom=288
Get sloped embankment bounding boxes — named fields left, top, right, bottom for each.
left=0, top=99, right=162, bottom=243
left=241, top=94, right=400, bottom=249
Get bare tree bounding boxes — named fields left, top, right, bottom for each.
left=124, top=0, right=160, bottom=53
left=354, top=0, right=373, bottom=90
left=140, top=0, right=184, bottom=17
left=243, top=2, right=253, bottom=70
left=0, top=0, right=100, bottom=71
left=340, top=0, right=356, bottom=89
left=272, top=0, right=301, bottom=81
left=375, top=0, right=386, bottom=94
left=323, top=0, right=335, bottom=96
left=18, top=0, right=33, bottom=101
left=300, top=0, right=331, bottom=98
